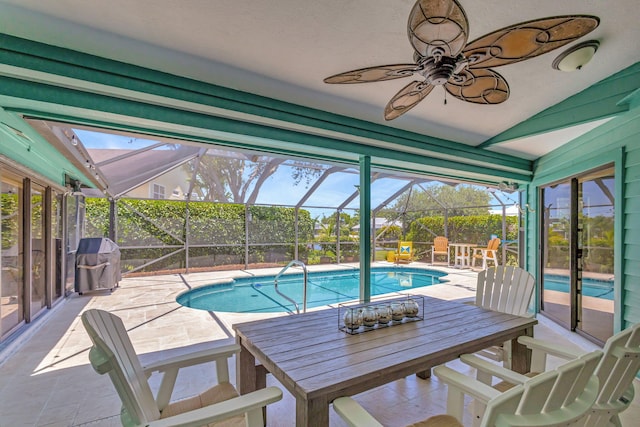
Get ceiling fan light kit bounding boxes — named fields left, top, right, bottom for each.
left=552, top=40, right=600, bottom=71
left=324, top=0, right=600, bottom=120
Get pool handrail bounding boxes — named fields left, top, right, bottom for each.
left=274, top=260, right=308, bottom=314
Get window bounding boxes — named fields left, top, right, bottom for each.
left=151, top=183, right=165, bottom=199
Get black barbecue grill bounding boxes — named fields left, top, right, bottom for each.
left=75, top=237, right=121, bottom=294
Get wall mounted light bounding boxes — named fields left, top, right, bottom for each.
left=498, top=181, right=518, bottom=192
left=552, top=40, right=600, bottom=72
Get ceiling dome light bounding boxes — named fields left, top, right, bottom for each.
left=552, top=40, right=600, bottom=72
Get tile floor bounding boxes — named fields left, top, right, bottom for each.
left=0, top=262, right=637, bottom=426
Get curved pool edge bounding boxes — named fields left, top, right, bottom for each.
left=176, top=265, right=452, bottom=314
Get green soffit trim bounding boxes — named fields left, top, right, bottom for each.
left=0, top=107, right=90, bottom=186
left=0, top=33, right=531, bottom=173
left=0, top=77, right=531, bottom=183
left=481, top=61, right=640, bottom=148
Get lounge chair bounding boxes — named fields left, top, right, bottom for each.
left=333, top=350, right=602, bottom=426
left=81, top=309, right=282, bottom=427
left=395, top=241, right=413, bottom=264
left=471, top=237, right=500, bottom=269
left=431, top=236, right=449, bottom=265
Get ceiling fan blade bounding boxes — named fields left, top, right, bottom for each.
left=408, top=0, right=469, bottom=58
left=324, top=64, right=418, bottom=84
left=463, top=15, right=599, bottom=69
left=384, top=80, right=434, bottom=120
left=445, top=68, right=509, bottom=104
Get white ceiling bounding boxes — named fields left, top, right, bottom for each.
left=1, top=0, right=638, bottom=160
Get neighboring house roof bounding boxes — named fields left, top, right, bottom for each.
left=87, top=146, right=199, bottom=197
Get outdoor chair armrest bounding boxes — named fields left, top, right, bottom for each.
left=333, top=397, right=384, bottom=427
left=433, top=365, right=501, bottom=421
left=143, top=343, right=240, bottom=410
left=517, top=336, right=585, bottom=372
left=334, top=366, right=503, bottom=426
left=517, top=336, right=585, bottom=359
left=146, top=386, right=283, bottom=427
left=459, top=354, right=530, bottom=386
left=143, top=343, right=240, bottom=374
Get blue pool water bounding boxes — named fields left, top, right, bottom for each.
left=177, top=267, right=447, bottom=313
left=543, top=274, right=614, bottom=300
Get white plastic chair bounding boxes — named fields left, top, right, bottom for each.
left=474, top=266, right=536, bottom=368
left=463, top=322, right=640, bottom=427
left=82, top=309, right=282, bottom=427
left=332, top=350, right=602, bottom=427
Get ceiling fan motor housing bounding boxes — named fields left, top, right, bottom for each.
left=419, top=55, right=459, bottom=85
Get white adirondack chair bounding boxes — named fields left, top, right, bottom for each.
left=431, top=236, right=450, bottom=265
left=471, top=238, right=500, bottom=269
left=474, top=266, right=536, bottom=368
left=332, top=350, right=602, bottom=427
left=81, top=309, right=282, bottom=427
left=462, top=322, right=640, bottom=427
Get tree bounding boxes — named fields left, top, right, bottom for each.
left=379, top=184, right=492, bottom=233
left=188, top=153, right=322, bottom=203
left=317, top=211, right=360, bottom=239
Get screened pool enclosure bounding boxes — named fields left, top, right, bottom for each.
left=32, top=120, right=524, bottom=276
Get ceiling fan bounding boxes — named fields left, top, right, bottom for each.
left=324, top=0, right=599, bottom=120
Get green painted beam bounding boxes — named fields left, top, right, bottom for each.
left=359, top=155, right=371, bottom=303
left=481, top=62, right=640, bottom=148
left=618, top=88, right=640, bottom=110
left=10, top=103, right=525, bottom=187
left=0, top=33, right=531, bottom=171
left=0, top=77, right=533, bottom=183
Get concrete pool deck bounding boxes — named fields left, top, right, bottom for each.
left=0, top=262, right=637, bottom=426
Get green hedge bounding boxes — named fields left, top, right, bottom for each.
left=407, top=214, right=518, bottom=244
left=85, top=200, right=524, bottom=271
left=84, top=198, right=315, bottom=272
left=1, top=194, right=19, bottom=250
left=407, top=214, right=519, bottom=264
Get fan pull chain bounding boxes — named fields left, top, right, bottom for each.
left=444, top=90, right=447, bottom=105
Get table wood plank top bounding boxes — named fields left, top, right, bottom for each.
left=234, top=296, right=537, bottom=426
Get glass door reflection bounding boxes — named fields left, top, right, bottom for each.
left=540, top=165, right=614, bottom=345
left=31, top=184, right=46, bottom=315
left=1, top=172, right=24, bottom=338
left=578, top=168, right=614, bottom=343
left=541, top=181, right=572, bottom=328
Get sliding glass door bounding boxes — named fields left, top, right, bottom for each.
left=1, top=171, right=24, bottom=338
left=541, top=181, right=571, bottom=328
left=578, top=167, right=615, bottom=342
left=540, top=165, right=614, bottom=344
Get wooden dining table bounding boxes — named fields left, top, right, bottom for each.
left=234, top=296, right=537, bottom=427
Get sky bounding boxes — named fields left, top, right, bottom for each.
left=74, top=128, right=522, bottom=219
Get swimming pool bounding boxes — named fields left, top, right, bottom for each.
left=177, top=267, right=447, bottom=313
left=543, top=274, right=614, bottom=300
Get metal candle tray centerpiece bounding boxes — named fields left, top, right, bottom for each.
left=338, top=294, right=425, bottom=335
